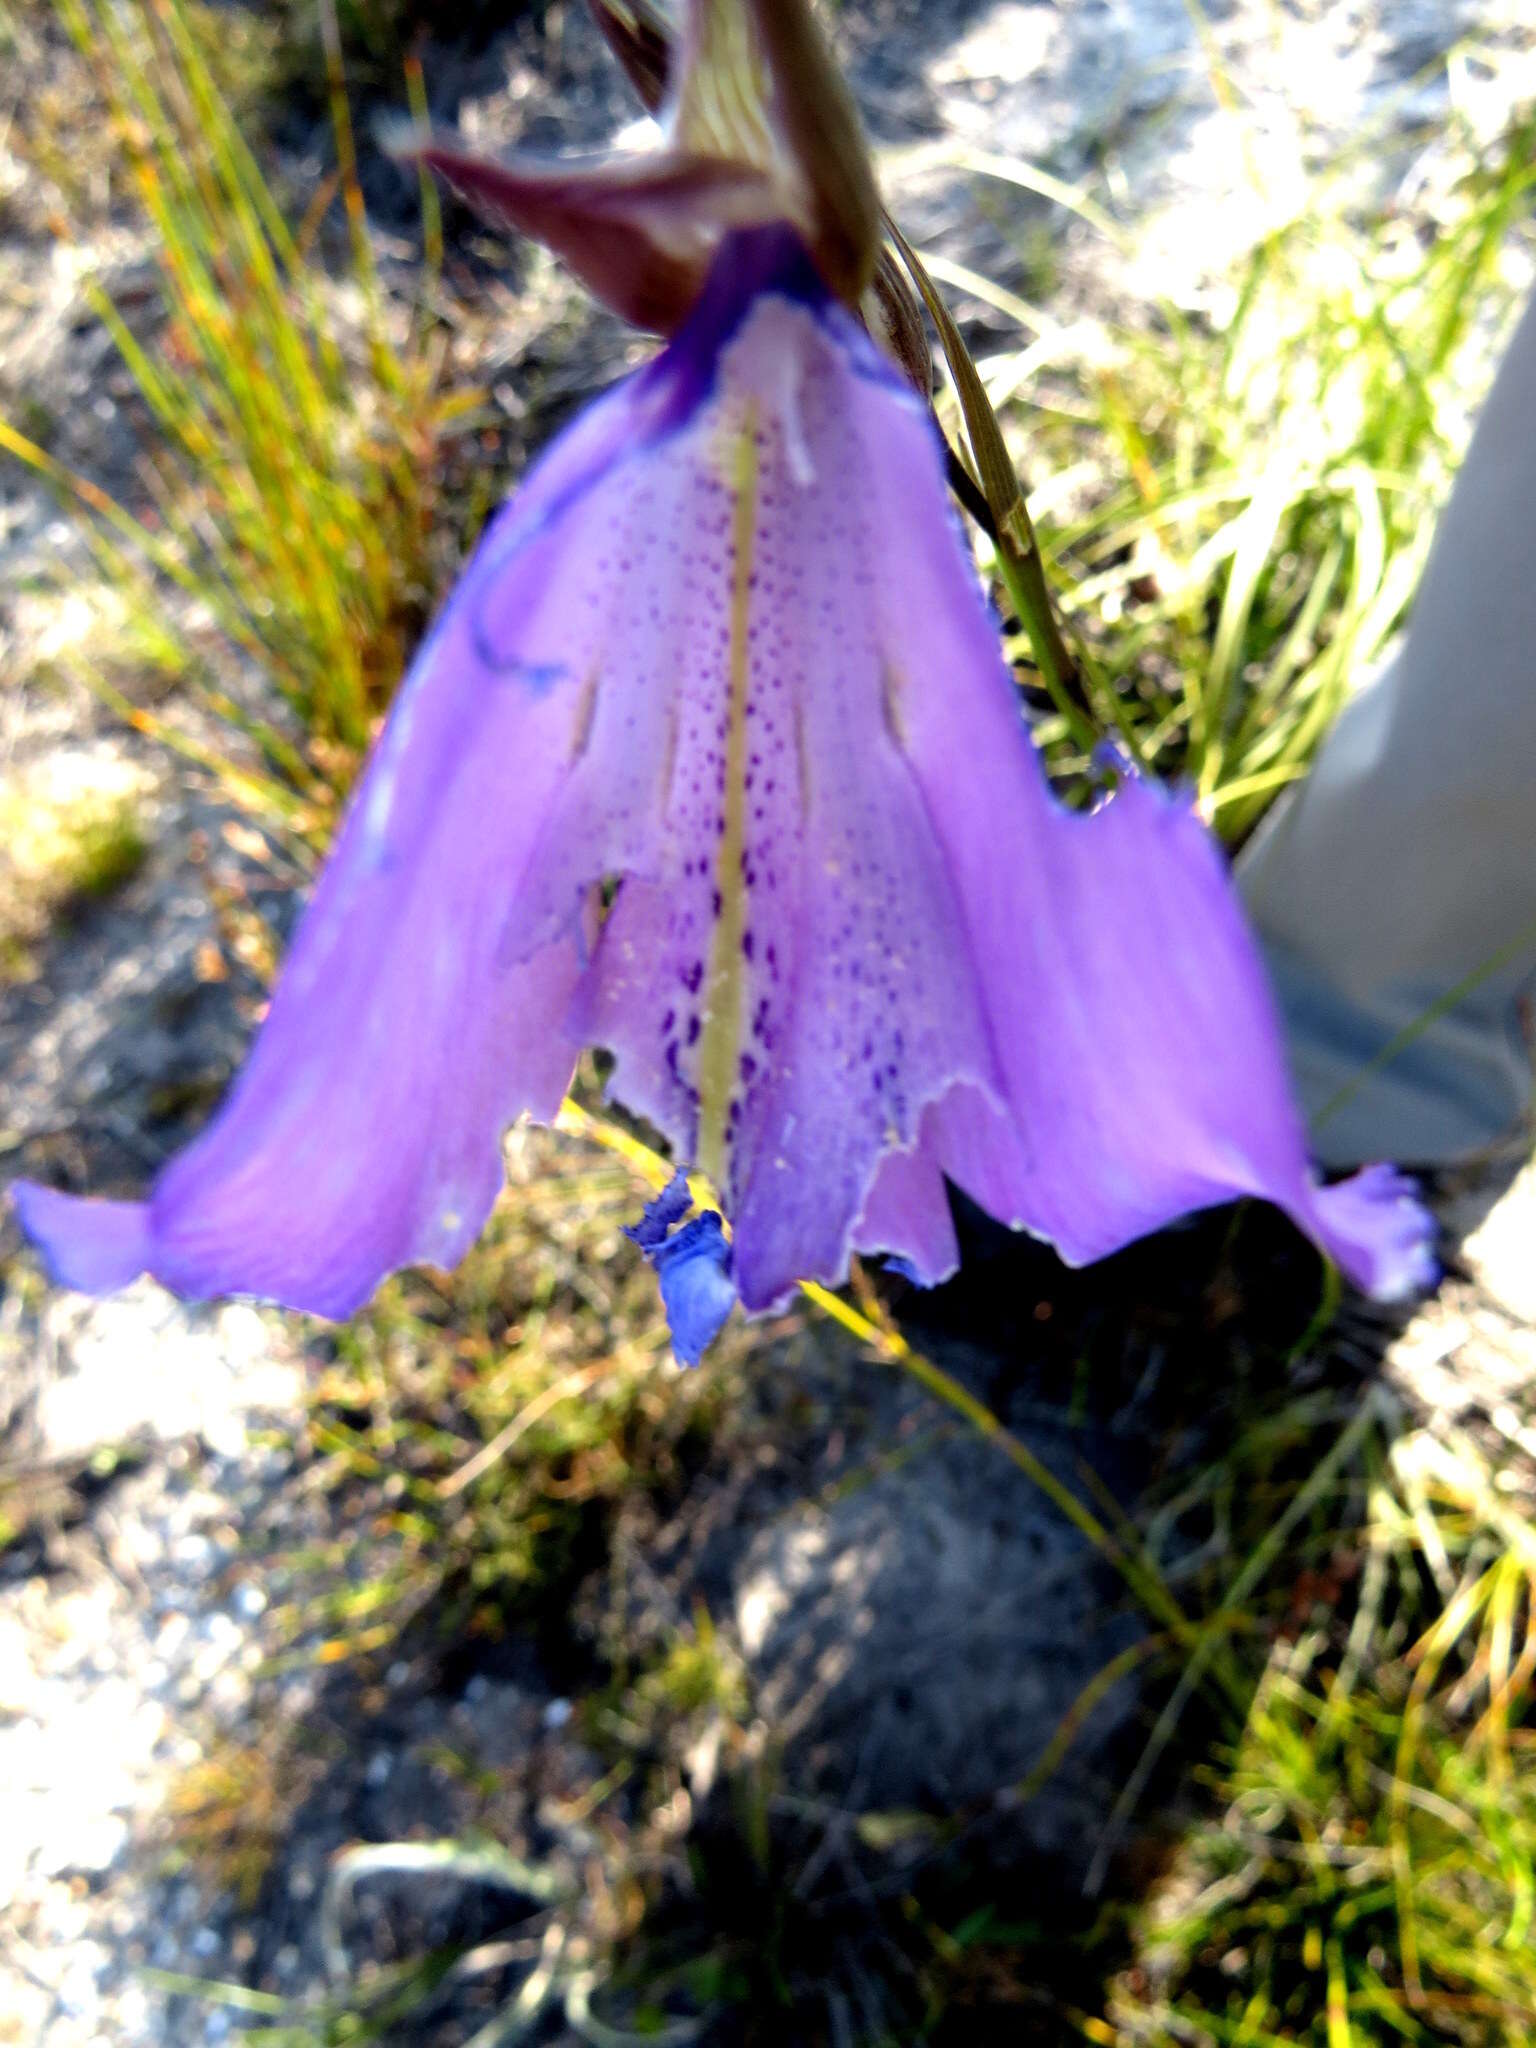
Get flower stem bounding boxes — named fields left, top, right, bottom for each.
left=886, top=221, right=1101, bottom=749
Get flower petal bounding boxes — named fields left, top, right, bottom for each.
left=843, top=358, right=1435, bottom=1301
left=9, top=1185, right=151, bottom=1295
left=623, top=1170, right=693, bottom=1251
left=10, top=356, right=711, bottom=1315
left=140, top=938, right=584, bottom=1317
left=852, top=1140, right=960, bottom=1289
left=1308, top=1166, right=1440, bottom=1301
left=574, top=280, right=995, bottom=1310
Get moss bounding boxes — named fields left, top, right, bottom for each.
left=58, top=803, right=150, bottom=904
left=0, top=756, right=151, bottom=980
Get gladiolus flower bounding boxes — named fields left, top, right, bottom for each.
left=11, top=224, right=1434, bottom=1360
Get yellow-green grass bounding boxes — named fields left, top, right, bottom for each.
left=941, top=92, right=1536, bottom=838
left=3, top=0, right=474, bottom=835
left=1094, top=1408, right=1536, bottom=2047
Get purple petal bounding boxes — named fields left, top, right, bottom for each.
left=11, top=351, right=708, bottom=1317
left=136, top=445, right=671, bottom=1313
left=10, top=1185, right=151, bottom=1295
left=852, top=1141, right=959, bottom=1290
left=1309, top=1166, right=1440, bottom=1300
left=649, top=1210, right=737, bottom=1365
left=140, top=938, right=584, bottom=1317
left=132, top=374, right=691, bottom=1316
left=571, top=280, right=994, bottom=1311
left=843, top=366, right=1435, bottom=1300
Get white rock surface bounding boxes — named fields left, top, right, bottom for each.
left=31, top=1291, right=299, bottom=1465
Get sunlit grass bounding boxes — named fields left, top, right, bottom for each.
left=1090, top=1398, right=1536, bottom=2047
left=163, top=1738, right=315, bottom=1913
left=2, top=0, right=475, bottom=830
left=937, top=95, right=1536, bottom=838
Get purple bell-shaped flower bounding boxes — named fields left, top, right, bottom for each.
left=11, top=2, right=1435, bottom=1362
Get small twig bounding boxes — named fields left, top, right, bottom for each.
left=321, top=1840, right=569, bottom=1989
left=465, top=1920, right=569, bottom=2048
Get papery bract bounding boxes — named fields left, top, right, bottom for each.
left=11, top=228, right=1435, bottom=1358
left=415, top=0, right=879, bottom=332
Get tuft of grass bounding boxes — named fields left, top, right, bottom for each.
left=64, top=800, right=151, bottom=901
left=955, top=94, right=1536, bottom=838
left=163, top=1738, right=317, bottom=1912
left=587, top=1602, right=752, bottom=1808
left=631, top=1608, right=750, bottom=1727
left=3, top=0, right=478, bottom=825
left=1095, top=1403, right=1536, bottom=2047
